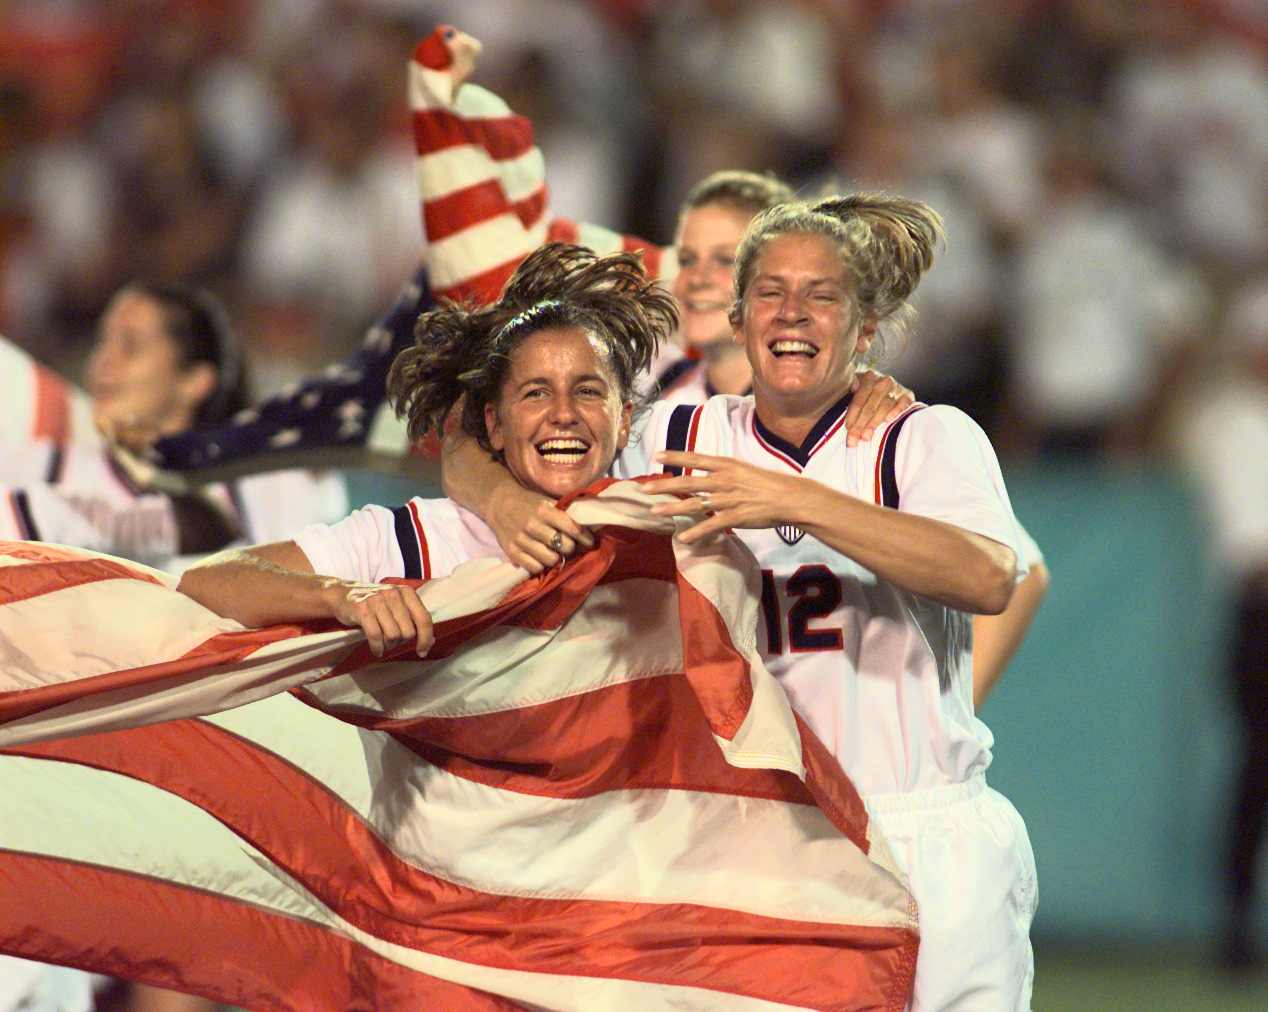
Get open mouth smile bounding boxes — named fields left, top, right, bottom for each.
left=770, top=340, right=818, bottom=358
left=535, top=437, right=590, bottom=464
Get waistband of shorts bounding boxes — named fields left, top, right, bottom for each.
left=862, top=771, right=988, bottom=814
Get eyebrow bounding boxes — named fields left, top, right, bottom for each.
left=512, top=372, right=611, bottom=389
left=752, top=273, right=844, bottom=288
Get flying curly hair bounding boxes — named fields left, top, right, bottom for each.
left=387, top=242, right=678, bottom=453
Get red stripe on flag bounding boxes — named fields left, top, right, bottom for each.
left=412, top=109, right=535, bottom=163
left=0, top=851, right=529, bottom=1012
left=675, top=571, right=753, bottom=741
left=0, top=621, right=319, bottom=729
left=0, top=555, right=164, bottom=606
left=546, top=219, right=580, bottom=244
left=344, top=673, right=814, bottom=803
left=10, top=720, right=915, bottom=1011
left=620, top=235, right=663, bottom=278
left=435, top=260, right=521, bottom=307
left=424, top=183, right=547, bottom=240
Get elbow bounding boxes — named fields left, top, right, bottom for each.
left=971, top=549, right=1018, bottom=616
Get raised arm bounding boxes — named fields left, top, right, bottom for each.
left=177, top=541, right=433, bottom=657
left=414, top=24, right=665, bottom=305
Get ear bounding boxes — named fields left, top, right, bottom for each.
left=854, top=317, right=878, bottom=358
left=178, top=361, right=218, bottom=412
left=485, top=402, right=505, bottom=452
left=615, top=400, right=633, bottom=452
left=730, top=305, right=745, bottom=346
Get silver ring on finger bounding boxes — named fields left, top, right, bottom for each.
left=696, top=492, right=712, bottom=510
left=549, top=531, right=564, bottom=553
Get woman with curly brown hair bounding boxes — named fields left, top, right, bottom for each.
left=176, top=241, right=676, bottom=656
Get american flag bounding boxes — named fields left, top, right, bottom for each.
left=0, top=480, right=918, bottom=1012
left=145, top=27, right=668, bottom=488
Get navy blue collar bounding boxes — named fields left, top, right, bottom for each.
left=753, top=391, right=855, bottom=468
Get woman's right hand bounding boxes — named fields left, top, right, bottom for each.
left=438, top=25, right=483, bottom=89
left=329, top=581, right=434, bottom=658
left=488, top=484, right=594, bottom=574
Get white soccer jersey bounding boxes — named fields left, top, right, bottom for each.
left=1, top=429, right=347, bottom=574
left=617, top=394, right=1027, bottom=797
left=295, top=496, right=503, bottom=585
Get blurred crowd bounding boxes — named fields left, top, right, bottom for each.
left=1, top=0, right=1267, bottom=463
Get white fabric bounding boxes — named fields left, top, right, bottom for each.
left=0, top=957, right=93, bottom=1012
left=295, top=498, right=502, bottom=583
left=617, top=396, right=1025, bottom=797
left=616, top=394, right=1034, bottom=1010
left=867, top=776, right=1037, bottom=1012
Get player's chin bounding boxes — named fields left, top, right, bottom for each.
left=532, top=463, right=604, bottom=500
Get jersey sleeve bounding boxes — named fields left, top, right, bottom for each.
left=293, top=504, right=406, bottom=583
left=891, top=406, right=1027, bottom=574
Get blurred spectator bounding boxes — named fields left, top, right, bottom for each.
left=642, top=0, right=843, bottom=238
left=1108, top=1, right=1268, bottom=283
left=1174, top=279, right=1268, bottom=974
left=238, top=7, right=420, bottom=395
left=1003, top=116, right=1211, bottom=457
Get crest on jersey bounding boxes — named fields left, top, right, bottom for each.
left=777, top=525, right=804, bottom=545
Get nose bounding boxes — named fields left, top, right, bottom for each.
left=775, top=291, right=808, bottom=323
left=547, top=391, right=580, bottom=425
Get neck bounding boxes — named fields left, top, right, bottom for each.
left=702, top=342, right=752, bottom=395
left=752, top=370, right=855, bottom=445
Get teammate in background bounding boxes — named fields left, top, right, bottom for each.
left=444, top=196, right=1038, bottom=1010
left=1, top=282, right=348, bottom=572
left=1, top=283, right=246, bottom=565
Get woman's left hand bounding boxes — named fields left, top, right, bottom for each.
left=844, top=370, right=916, bottom=446
left=642, top=451, right=806, bottom=545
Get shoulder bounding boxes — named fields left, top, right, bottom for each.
left=889, top=404, right=994, bottom=456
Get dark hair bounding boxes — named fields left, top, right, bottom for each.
left=115, top=281, right=250, bottom=426
left=388, top=242, right=678, bottom=452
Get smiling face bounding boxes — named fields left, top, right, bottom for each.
left=735, top=232, right=873, bottom=427
left=672, top=201, right=755, bottom=351
left=86, top=290, right=216, bottom=438
left=485, top=326, right=633, bottom=499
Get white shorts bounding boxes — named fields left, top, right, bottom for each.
left=866, top=773, right=1037, bottom=1012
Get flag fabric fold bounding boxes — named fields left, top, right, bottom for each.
left=0, top=480, right=918, bottom=1011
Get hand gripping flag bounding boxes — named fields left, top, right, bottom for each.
left=0, top=480, right=918, bottom=1011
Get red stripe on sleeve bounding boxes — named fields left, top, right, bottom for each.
left=407, top=500, right=430, bottom=580
left=32, top=365, right=71, bottom=445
